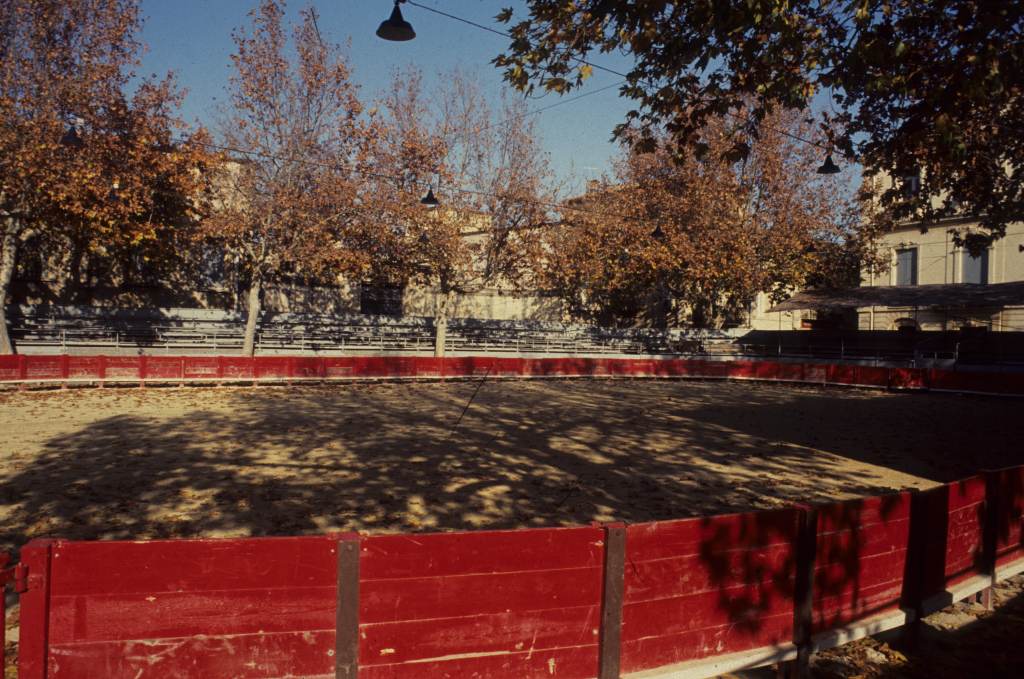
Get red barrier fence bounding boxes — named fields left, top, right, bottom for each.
left=3, top=465, right=1022, bottom=679
left=2, top=353, right=1024, bottom=397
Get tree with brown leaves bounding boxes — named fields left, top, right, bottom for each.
left=542, top=110, right=876, bottom=329
left=376, top=68, right=557, bottom=355
left=497, top=1, right=1023, bottom=253
left=0, top=0, right=208, bottom=354
left=202, top=0, right=381, bottom=355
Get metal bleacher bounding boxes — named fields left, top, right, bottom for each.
left=9, top=306, right=720, bottom=356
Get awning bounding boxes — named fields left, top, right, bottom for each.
left=769, top=281, right=1024, bottom=312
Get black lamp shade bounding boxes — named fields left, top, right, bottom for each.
left=377, top=4, right=415, bottom=41
left=420, top=188, right=439, bottom=208
left=61, top=124, right=84, bottom=148
left=817, top=153, right=841, bottom=175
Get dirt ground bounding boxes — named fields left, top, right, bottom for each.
left=806, top=574, right=1024, bottom=679
left=0, top=377, right=1019, bottom=552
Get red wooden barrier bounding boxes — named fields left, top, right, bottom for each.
left=100, top=356, right=141, bottom=381
left=182, top=356, right=221, bottom=380
left=913, top=475, right=990, bottom=618
left=929, top=368, right=1024, bottom=395
left=888, top=367, right=926, bottom=390
left=25, top=535, right=343, bottom=678
left=359, top=527, right=605, bottom=678
left=2, top=354, right=1024, bottom=397
left=144, top=356, right=185, bottom=381
left=620, top=509, right=801, bottom=675
left=13, top=528, right=606, bottom=679
left=810, top=492, right=913, bottom=648
left=7, top=467, right=1024, bottom=679
left=987, top=466, right=1024, bottom=580
left=23, top=356, right=63, bottom=381
left=0, top=354, right=19, bottom=380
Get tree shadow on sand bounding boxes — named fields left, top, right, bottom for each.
left=0, top=379, right=959, bottom=551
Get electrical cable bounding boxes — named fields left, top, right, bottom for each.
left=404, top=0, right=830, bottom=151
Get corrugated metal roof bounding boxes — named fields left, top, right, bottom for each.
left=769, top=281, right=1024, bottom=312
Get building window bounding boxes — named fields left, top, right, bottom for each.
left=962, top=249, right=988, bottom=285
left=900, top=173, right=921, bottom=198
left=895, top=247, right=917, bottom=286
left=360, top=283, right=403, bottom=316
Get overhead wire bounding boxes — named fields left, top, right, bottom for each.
left=163, top=2, right=836, bottom=230
left=404, top=0, right=830, bottom=151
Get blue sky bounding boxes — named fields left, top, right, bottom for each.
left=137, top=0, right=636, bottom=194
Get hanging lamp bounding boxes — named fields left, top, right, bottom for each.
left=61, top=122, right=84, bottom=148
left=376, top=1, right=415, bottom=41
left=420, top=187, right=440, bottom=208
left=816, top=153, right=841, bottom=175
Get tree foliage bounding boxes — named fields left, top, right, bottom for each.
left=0, top=0, right=209, bottom=353
left=496, top=1, right=1024, bottom=252
left=542, top=110, right=874, bottom=328
left=374, top=67, right=557, bottom=353
left=201, top=0, right=382, bottom=355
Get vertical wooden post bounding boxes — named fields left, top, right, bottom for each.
left=598, top=522, right=626, bottom=679
left=138, top=355, right=148, bottom=388
left=18, top=539, right=54, bottom=679
left=982, top=471, right=1001, bottom=610
left=783, top=506, right=817, bottom=679
left=17, top=354, right=26, bottom=381
left=97, top=355, right=106, bottom=387
left=335, top=535, right=361, bottom=679
left=900, top=488, right=932, bottom=648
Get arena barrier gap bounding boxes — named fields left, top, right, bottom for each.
left=1, top=354, right=1024, bottom=397
left=1, top=465, right=1022, bottom=679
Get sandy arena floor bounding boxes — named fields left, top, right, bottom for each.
left=0, top=378, right=1019, bottom=552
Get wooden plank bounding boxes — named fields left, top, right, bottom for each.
left=623, top=596, right=793, bottom=640
left=361, top=567, right=602, bottom=624
left=361, top=527, right=604, bottom=580
left=360, top=605, right=601, bottom=665
left=625, top=543, right=795, bottom=603
left=48, top=587, right=337, bottom=640
left=599, top=524, right=625, bottom=679
left=336, top=537, right=360, bottom=679
left=358, top=642, right=599, bottom=679
left=49, top=536, right=340, bottom=596
left=47, top=630, right=335, bottom=678
left=620, top=616, right=794, bottom=673
left=626, top=509, right=799, bottom=559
